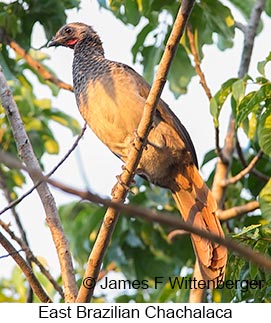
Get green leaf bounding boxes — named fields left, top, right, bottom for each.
left=258, top=111, right=271, bottom=157
left=198, top=0, right=235, bottom=44
left=228, top=0, right=255, bottom=19
left=131, top=23, right=154, bottom=63
left=44, top=109, right=81, bottom=135
left=265, top=0, right=271, bottom=17
left=232, top=224, right=262, bottom=238
left=142, top=44, right=164, bottom=83
left=168, top=45, right=195, bottom=98
left=0, top=51, right=17, bottom=81
left=257, top=52, right=271, bottom=77
left=247, top=112, right=258, bottom=140
left=21, top=56, right=61, bottom=97
left=125, top=0, right=141, bottom=25
left=201, top=149, right=217, bottom=167
left=59, top=201, right=105, bottom=270
left=210, top=77, right=238, bottom=127
left=232, top=78, right=246, bottom=103
left=236, top=83, right=271, bottom=126
left=43, top=135, right=59, bottom=155
left=259, top=178, right=271, bottom=220
left=105, top=0, right=141, bottom=26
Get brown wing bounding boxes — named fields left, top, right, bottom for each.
left=122, top=64, right=198, bottom=168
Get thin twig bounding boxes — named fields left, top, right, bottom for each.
left=0, top=230, right=51, bottom=302
left=0, top=124, right=87, bottom=217
left=222, top=150, right=263, bottom=186
left=187, top=23, right=212, bottom=100
left=0, top=219, right=64, bottom=299
left=186, top=23, right=222, bottom=159
left=0, top=167, right=34, bottom=301
left=167, top=229, right=188, bottom=242
left=0, top=66, right=77, bottom=302
left=235, top=21, right=246, bottom=33
left=236, top=140, right=269, bottom=182
left=8, top=39, right=73, bottom=92
left=75, top=0, right=196, bottom=303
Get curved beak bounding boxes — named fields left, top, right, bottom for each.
left=48, top=36, right=64, bottom=47
left=48, top=39, right=59, bottom=47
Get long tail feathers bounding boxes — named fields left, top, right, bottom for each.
left=172, top=164, right=227, bottom=285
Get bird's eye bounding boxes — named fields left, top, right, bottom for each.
left=64, top=27, right=72, bottom=35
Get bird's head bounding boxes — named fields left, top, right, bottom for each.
left=48, top=22, right=102, bottom=50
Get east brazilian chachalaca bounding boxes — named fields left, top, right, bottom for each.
left=49, top=22, right=227, bottom=285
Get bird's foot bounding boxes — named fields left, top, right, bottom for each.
left=111, top=174, right=131, bottom=198
left=133, top=129, right=144, bottom=143
left=132, top=129, right=148, bottom=151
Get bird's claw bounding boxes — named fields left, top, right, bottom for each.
left=111, top=174, right=130, bottom=197
left=132, top=129, right=149, bottom=150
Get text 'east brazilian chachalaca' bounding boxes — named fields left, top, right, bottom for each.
left=49, top=22, right=227, bottom=285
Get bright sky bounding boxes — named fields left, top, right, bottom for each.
left=1, top=0, right=271, bottom=285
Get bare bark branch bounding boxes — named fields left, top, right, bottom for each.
left=0, top=230, right=51, bottom=302
left=8, top=39, right=73, bottom=92
left=167, top=229, right=188, bottom=242
left=0, top=219, right=64, bottom=299
left=1, top=151, right=262, bottom=264
left=0, top=167, right=35, bottom=301
left=238, top=0, right=266, bottom=79
left=222, top=150, right=263, bottom=186
left=40, top=177, right=271, bottom=274
left=75, top=0, right=196, bottom=303
left=212, top=118, right=235, bottom=207
left=235, top=21, right=246, bottom=33
left=186, top=23, right=222, bottom=164
left=45, top=179, right=271, bottom=273
left=236, top=140, right=269, bottom=182
left=217, top=201, right=259, bottom=221
left=187, top=23, right=212, bottom=101
left=0, top=66, right=77, bottom=302
left=212, top=0, right=266, bottom=208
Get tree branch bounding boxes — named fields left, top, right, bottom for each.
left=45, top=179, right=271, bottom=273
left=235, top=21, right=246, bottom=33
left=217, top=201, right=259, bottom=221
left=75, top=0, right=196, bottom=303
left=222, top=150, right=263, bottom=186
left=186, top=23, right=222, bottom=159
left=8, top=39, right=73, bottom=92
left=0, top=230, right=51, bottom=302
left=236, top=140, right=269, bottom=182
left=0, top=124, right=86, bottom=216
left=1, top=156, right=266, bottom=285
left=187, top=23, right=212, bottom=101
left=238, top=0, right=266, bottom=79
left=0, top=219, right=64, bottom=299
left=0, top=66, right=77, bottom=302
left=0, top=167, right=35, bottom=301
left=211, top=0, right=266, bottom=208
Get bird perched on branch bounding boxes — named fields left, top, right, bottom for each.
left=49, top=22, right=227, bottom=285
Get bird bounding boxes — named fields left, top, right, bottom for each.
left=49, top=22, right=227, bottom=285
